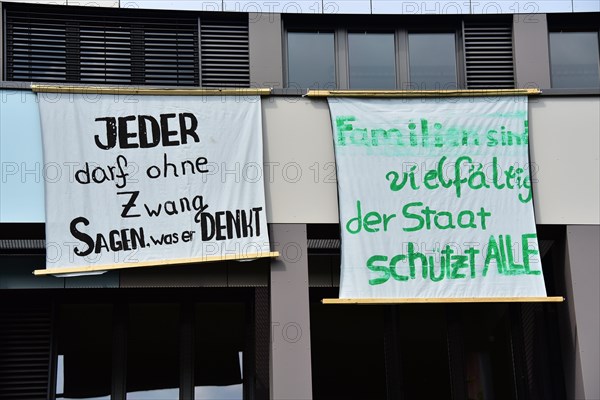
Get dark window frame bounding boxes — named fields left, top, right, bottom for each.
left=284, top=29, right=337, bottom=90
left=547, top=13, right=600, bottom=89
left=548, top=30, right=600, bottom=88
left=405, top=30, right=463, bottom=90
left=48, top=288, right=261, bottom=400
left=2, top=3, right=250, bottom=88
left=283, top=15, right=516, bottom=90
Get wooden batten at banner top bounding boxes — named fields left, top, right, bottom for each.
left=33, top=252, right=281, bottom=276
left=31, top=84, right=272, bottom=96
left=307, top=88, right=542, bottom=97
left=322, top=297, right=565, bottom=304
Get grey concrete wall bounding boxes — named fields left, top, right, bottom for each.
left=513, top=14, right=552, bottom=89
left=261, top=96, right=600, bottom=225
left=262, top=98, right=339, bottom=224
left=563, top=225, right=600, bottom=400
left=270, top=224, right=312, bottom=400
left=249, top=12, right=283, bottom=88
left=528, top=98, right=600, bottom=224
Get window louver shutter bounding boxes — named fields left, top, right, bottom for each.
left=200, top=17, right=250, bottom=88
left=5, top=6, right=199, bottom=86
left=463, top=21, right=515, bottom=89
left=5, top=11, right=68, bottom=82
left=0, top=303, right=52, bottom=400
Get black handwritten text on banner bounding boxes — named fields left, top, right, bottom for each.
left=39, top=95, right=270, bottom=272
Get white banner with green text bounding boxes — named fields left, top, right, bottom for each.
left=39, top=95, right=270, bottom=273
left=329, top=97, right=547, bottom=298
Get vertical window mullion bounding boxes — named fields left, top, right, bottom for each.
left=396, top=28, right=409, bottom=89
left=460, top=20, right=469, bottom=89
left=508, top=304, right=529, bottom=399
left=253, top=287, right=270, bottom=400
left=383, top=306, right=404, bottom=400
left=335, top=27, right=349, bottom=90
left=445, top=304, right=467, bottom=400
left=456, top=23, right=466, bottom=89
left=112, top=302, right=127, bottom=400
left=48, top=300, right=59, bottom=400
left=180, top=302, right=195, bottom=400
left=243, top=298, right=253, bottom=400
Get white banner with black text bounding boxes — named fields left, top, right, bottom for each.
left=39, top=95, right=270, bottom=273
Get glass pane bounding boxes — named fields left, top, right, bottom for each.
left=310, top=299, right=386, bottom=400
left=349, top=32, right=396, bottom=89
left=56, top=305, right=112, bottom=400
left=195, top=303, right=245, bottom=400
left=287, top=32, right=336, bottom=89
left=408, top=33, right=457, bottom=89
left=461, top=304, right=516, bottom=400
left=398, top=305, right=452, bottom=398
left=550, top=32, right=600, bottom=88
left=126, top=304, right=180, bottom=400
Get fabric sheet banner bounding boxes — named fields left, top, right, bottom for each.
left=38, top=95, right=270, bottom=273
left=328, top=97, right=547, bottom=298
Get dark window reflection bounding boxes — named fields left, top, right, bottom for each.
left=126, top=304, right=180, bottom=400
left=195, top=303, right=245, bottom=400
left=349, top=32, right=396, bottom=89
left=311, top=298, right=386, bottom=400
left=56, top=305, right=112, bottom=400
left=408, top=33, right=457, bottom=89
left=396, top=305, right=452, bottom=398
left=287, top=32, right=336, bottom=89
left=460, top=304, right=516, bottom=400
left=550, top=32, right=600, bottom=88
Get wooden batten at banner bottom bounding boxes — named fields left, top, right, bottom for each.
left=322, top=297, right=565, bottom=304
left=33, top=252, right=280, bottom=276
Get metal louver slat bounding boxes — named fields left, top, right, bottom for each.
left=5, top=5, right=199, bottom=86
left=463, top=21, right=515, bottom=89
left=200, top=17, right=250, bottom=88
left=0, top=304, right=52, bottom=400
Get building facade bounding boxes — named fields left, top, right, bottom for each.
left=0, top=1, right=599, bottom=399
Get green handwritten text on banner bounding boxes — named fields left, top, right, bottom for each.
left=328, top=97, right=547, bottom=298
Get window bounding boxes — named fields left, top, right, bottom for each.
left=285, top=17, right=514, bottom=90
left=549, top=32, right=600, bottom=88
left=310, top=288, right=387, bottom=400
left=548, top=13, right=600, bottom=89
left=286, top=31, right=336, bottom=89
left=4, top=4, right=250, bottom=87
left=408, top=33, right=457, bottom=89
left=52, top=291, right=254, bottom=400
left=126, top=304, right=180, bottom=400
left=56, top=305, right=112, bottom=400
left=194, top=303, right=245, bottom=400
left=348, top=32, right=396, bottom=89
